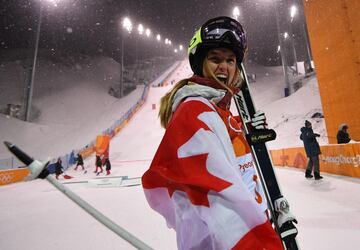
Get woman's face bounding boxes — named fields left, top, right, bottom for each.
left=203, top=48, right=237, bottom=85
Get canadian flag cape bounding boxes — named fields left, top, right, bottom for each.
left=142, top=96, right=282, bottom=250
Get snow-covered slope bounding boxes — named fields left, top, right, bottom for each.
left=0, top=60, right=359, bottom=250
left=0, top=55, right=173, bottom=160
left=264, top=76, right=328, bottom=149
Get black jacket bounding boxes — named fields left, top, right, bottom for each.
left=55, top=159, right=64, bottom=175
left=105, top=159, right=111, bottom=171
left=76, top=154, right=84, bottom=165
left=300, top=127, right=321, bottom=157
left=96, top=156, right=102, bottom=167
left=337, top=130, right=350, bottom=144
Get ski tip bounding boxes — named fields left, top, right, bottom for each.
left=3, top=141, right=13, bottom=149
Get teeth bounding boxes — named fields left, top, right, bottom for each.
left=216, top=74, right=227, bottom=80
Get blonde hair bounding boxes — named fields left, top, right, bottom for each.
left=159, top=79, right=188, bottom=128
left=159, top=58, right=244, bottom=128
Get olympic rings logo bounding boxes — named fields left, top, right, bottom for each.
left=0, top=172, right=14, bottom=184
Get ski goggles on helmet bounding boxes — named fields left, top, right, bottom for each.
left=188, top=16, right=247, bottom=76
left=201, top=17, right=246, bottom=50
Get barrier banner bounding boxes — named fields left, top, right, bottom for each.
left=0, top=168, right=30, bottom=186
left=68, top=151, right=76, bottom=165
left=80, top=145, right=95, bottom=159
left=95, top=135, right=110, bottom=159
left=114, top=121, right=127, bottom=135
left=270, top=143, right=360, bottom=178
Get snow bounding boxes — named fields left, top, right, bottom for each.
left=0, top=55, right=173, bottom=161
left=1, top=58, right=359, bottom=249
left=238, top=61, right=328, bottom=149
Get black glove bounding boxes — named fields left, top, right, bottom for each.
left=246, top=110, right=276, bottom=145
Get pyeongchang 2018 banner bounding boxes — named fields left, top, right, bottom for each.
left=270, top=143, right=360, bottom=178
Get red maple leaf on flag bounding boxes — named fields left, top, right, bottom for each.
left=142, top=100, right=232, bottom=207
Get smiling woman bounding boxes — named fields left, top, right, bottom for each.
left=142, top=16, right=283, bottom=250
left=204, top=48, right=239, bottom=88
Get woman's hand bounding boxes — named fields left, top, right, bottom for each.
left=251, top=110, right=267, bottom=130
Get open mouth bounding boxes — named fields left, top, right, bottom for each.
left=216, top=74, right=227, bottom=83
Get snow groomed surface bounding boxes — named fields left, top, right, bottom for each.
left=1, top=61, right=359, bottom=249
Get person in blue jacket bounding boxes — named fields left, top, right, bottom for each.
left=300, top=120, right=323, bottom=180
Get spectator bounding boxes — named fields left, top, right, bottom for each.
left=94, top=155, right=103, bottom=174
left=337, top=123, right=351, bottom=144
left=300, top=120, right=323, bottom=180
left=55, top=158, right=64, bottom=180
left=74, top=153, right=84, bottom=171
left=105, top=158, right=111, bottom=175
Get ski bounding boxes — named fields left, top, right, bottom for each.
left=3, top=141, right=153, bottom=250
left=233, top=64, right=299, bottom=250
left=63, top=176, right=142, bottom=188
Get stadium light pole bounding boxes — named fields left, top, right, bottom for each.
left=144, top=27, right=152, bottom=78
left=134, top=23, right=144, bottom=83
left=270, top=0, right=291, bottom=96
left=289, top=5, right=299, bottom=75
left=233, top=6, right=240, bottom=20
left=120, top=17, right=132, bottom=97
left=259, top=0, right=291, bottom=96
left=24, top=4, right=43, bottom=121
left=145, top=28, right=151, bottom=38
left=137, top=24, right=144, bottom=35
left=290, top=5, right=297, bottom=22
left=25, top=0, right=61, bottom=121
left=294, top=0, right=313, bottom=74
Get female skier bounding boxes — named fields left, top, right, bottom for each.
left=142, top=16, right=282, bottom=250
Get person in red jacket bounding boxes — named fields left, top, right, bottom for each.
left=142, top=16, right=284, bottom=250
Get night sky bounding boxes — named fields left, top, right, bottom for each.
left=0, top=0, right=309, bottom=65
